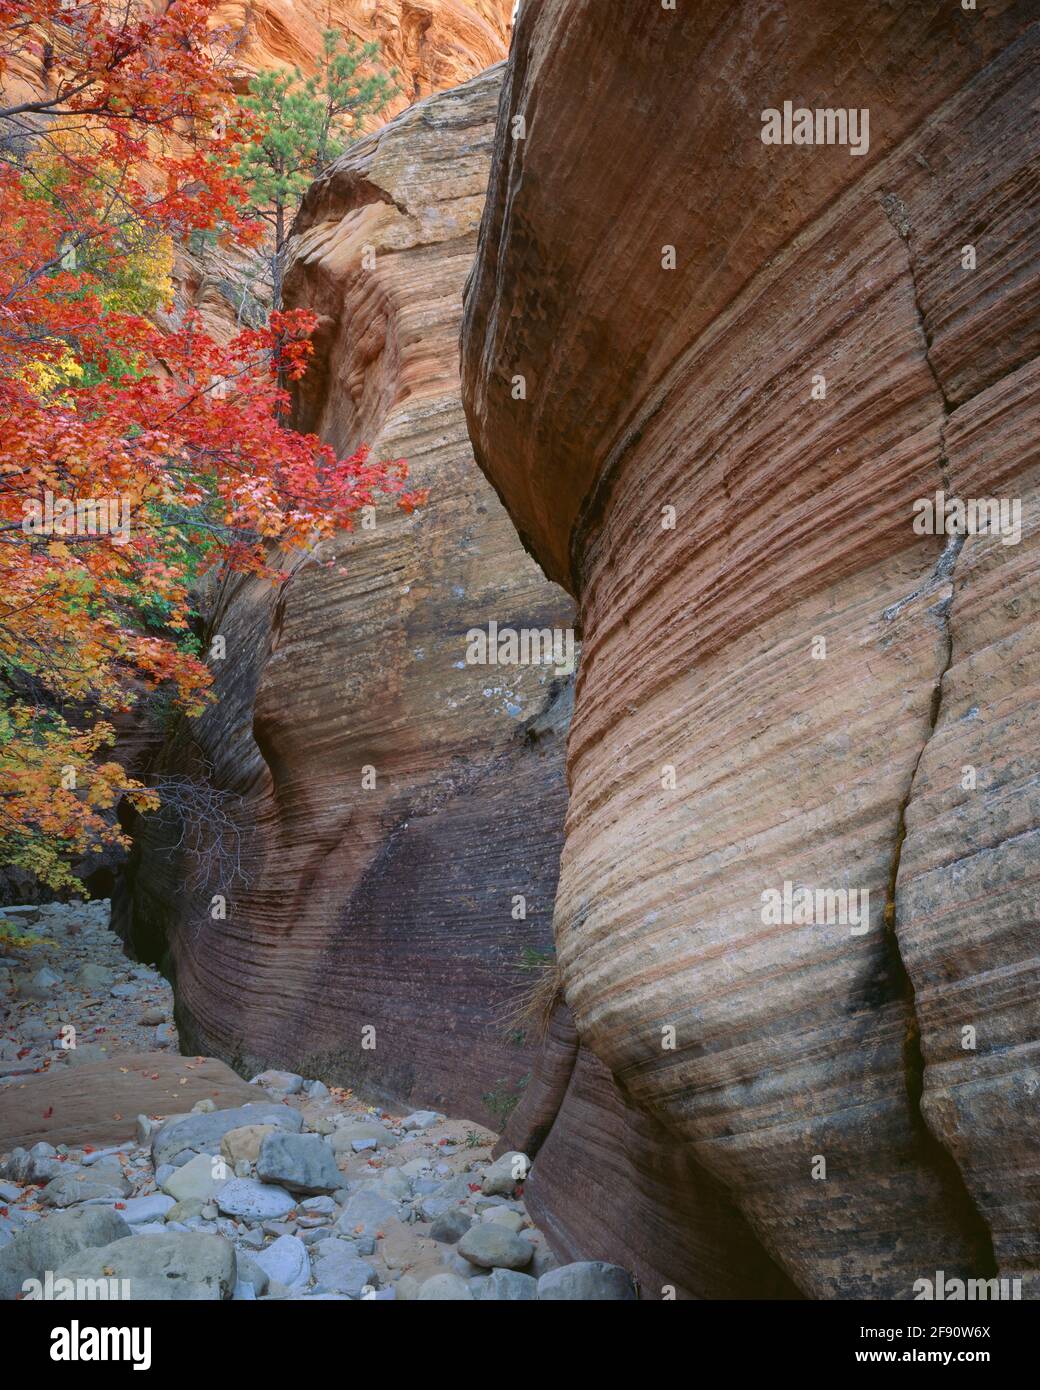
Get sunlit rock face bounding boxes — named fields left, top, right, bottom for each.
left=7, top=3, right=513, bottom=345
left=117, top=67, right=578, bottom=1124
left=462, top=0, right=1039, bottom=1296
left=176, top=1, right=514, bottom=340
left=215, top=0, right=513, bottom=111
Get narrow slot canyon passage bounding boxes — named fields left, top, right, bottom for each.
left=1, top=0, right=1037, bottom=1338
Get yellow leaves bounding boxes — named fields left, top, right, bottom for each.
left=100, top=223, right=175, bottom=317
left=0, top=711, right=140, bottom=893
left=23, top=133, right=176, bottom=319
left=0, top=919, right=41, bottom=951
left=19, top=339, right=84, bottom=403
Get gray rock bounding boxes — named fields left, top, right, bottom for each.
left=418, top=1195, right=455, bottom=1222
left=476, top=1268, right=538, bottom=1300
left=79, top=1145, right=127, bottom=1167
left=261, top=1220, right=296, bottom=1238
left=457, top=1225, right=534, bottom=1271
left=0, top=1150, right=25, bottom=1182
left=302, top=1079, right=329, bottom=1100
left=64, top=1043, right=111, bottom=1067
left=0, top=1181, right=21, bottom=1202
left=527, top=1242, right=559, bottom=1279
left=417, top=1272, right=473, bottom=1300
left=480, top=1150, right=529, bottom=1197
left=441, top=1250, right=491, bottom=1282
left=249, top=1070, right=303, bottom=1095
left=57, top=1232, right=236, bottom=1300
left=17, top=967, right=59, bottom=1000
left=327, top=1122, right=396, bottom=1155
left=40, top=1167, right=131, bottom=1208
left=351, top=1138, right=377, bottom=1153
left=116, top=1194, right=176, bottom=1225
left=256, top=1132, right=341, bottom=1196
left=151, top=1102, right=303, bottom=1168
left=0, top=1059, right=40, bottom=1078
left=8, top=1142, right=62, bottom=1185
left=312, top=1240, right=376, bottom=1297
left=399, top=1158, right=433, bottom=1179
left=537, top=1261, right=637, bottom=1301
left=434, top=1174, right=477, bottom=1201
left=254, top=1234, right=309, bottom=1291
left=3, top=1165, right=37, bottom=1200
left=333, top=1190, right=399, bottom=1238
left=473, top=1196, right=509, bottom=1213
left=138, top=1008, right=166, bottom=1026
left=363, top=1172, right=410, bottom=1207
left=235, top=1250, right=270, bottom=1295
left=165, top=1198, right=206, bottom=1224
left=299, top=1196, right=335, bottom=1216
left=161, top=1151, right=230, bottom=1203
left=154, top=1023, right=175, bottom=1045
left=482, top=1206, right=525, bottom=1232
left=0, top=1206, right=130, bottom=1300
left=401, top=1110, right=443, bottom=1132
left=429, top=1207, right=472, bottom=1244
left=216, top=1179, right=297, bottom=1222
left=109, top=983, right=138, bottom=998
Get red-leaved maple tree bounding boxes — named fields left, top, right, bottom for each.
left=0, top=0, right=420, bottom=892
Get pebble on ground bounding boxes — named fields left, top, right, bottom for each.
left=0, top=901, right=637, bottom=1300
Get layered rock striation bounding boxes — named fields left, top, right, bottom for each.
left=117, top=66, right=577, bottom=1125
left=179, top=0, right=515, bottom=339
left=463, top=0, right=1039, bottom=1297
left=217, top=1, right=513, bottom=111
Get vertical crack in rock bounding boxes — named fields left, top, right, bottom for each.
left=878, top=194, right=997, bottom=1274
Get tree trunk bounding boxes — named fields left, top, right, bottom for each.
left=273, top=200, right=287, bottom=416
left=272, top=201, right=285, bottom=310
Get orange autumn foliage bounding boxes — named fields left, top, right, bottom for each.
left=0, top=0, right=423, bottom=892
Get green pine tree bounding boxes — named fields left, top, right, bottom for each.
left=236, top=31, right=397, bottom=305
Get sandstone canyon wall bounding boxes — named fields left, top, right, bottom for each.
left=118, top=58, right=801, bottom=1300
left=217, top=0, right=513, bottom=110
left=463, top=0, right=1039, bottom=1298
left=174, top=0, right=514, bottom=341
left=116, top=66, right=577, bottom=1126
